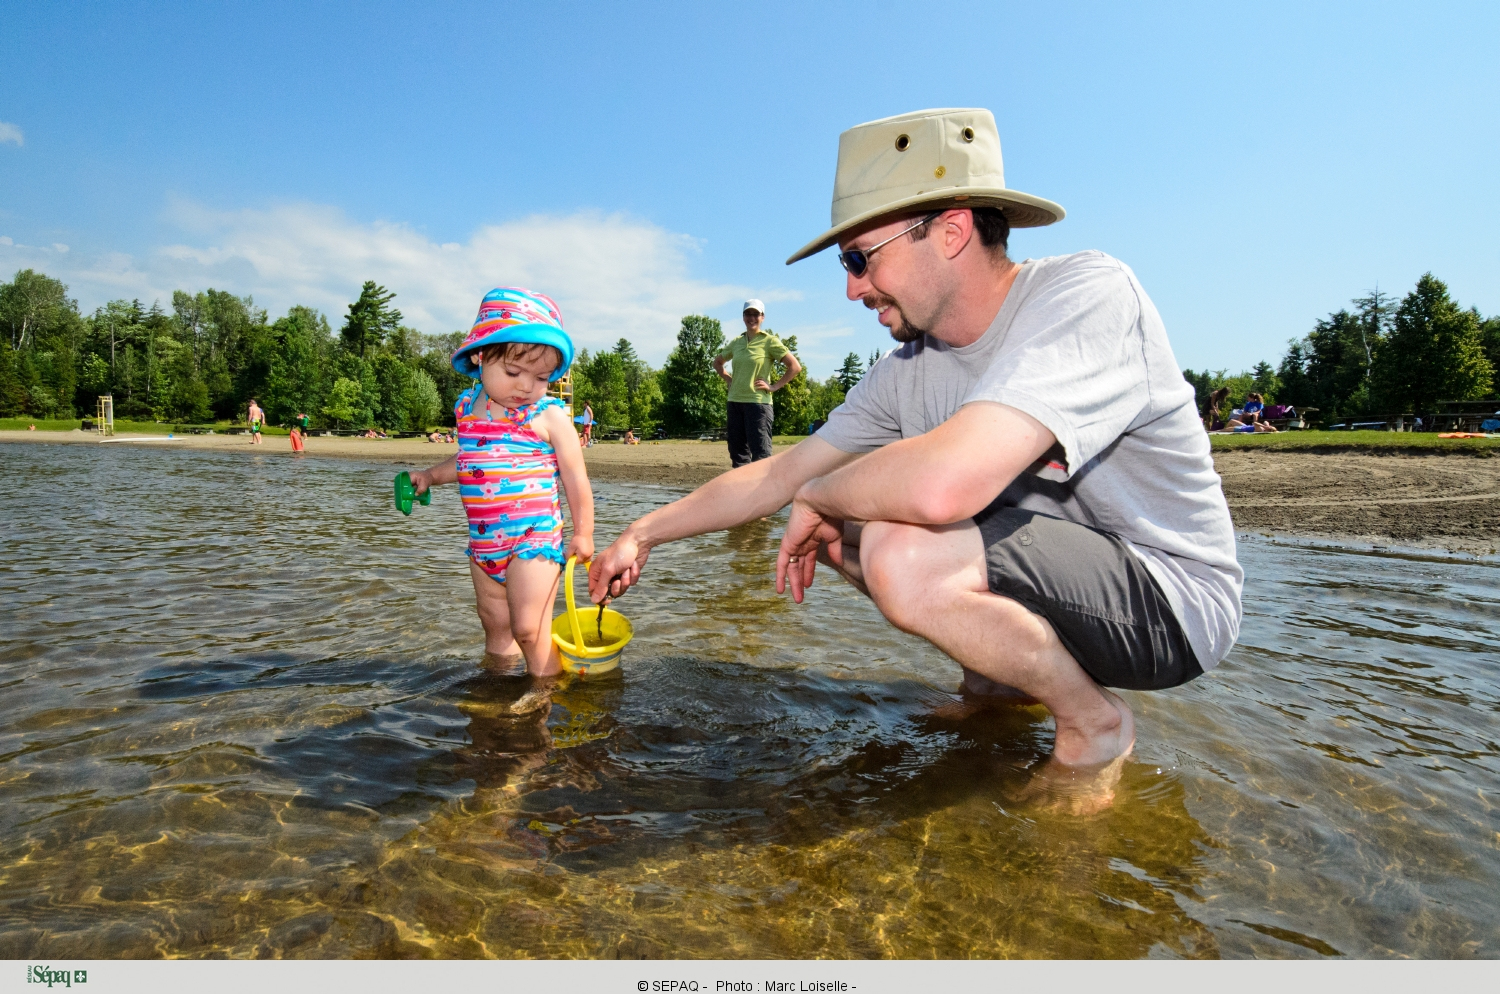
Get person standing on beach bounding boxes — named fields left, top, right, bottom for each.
left=581, top=403, right=594, bottom=447
left=713, top=300, right=802, bottom=467
left=247, top=398, right=265, bottom=445
left=592, top=108, right=1242, bottom=812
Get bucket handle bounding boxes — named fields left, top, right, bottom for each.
left=564, top=555, right=585, bottom=650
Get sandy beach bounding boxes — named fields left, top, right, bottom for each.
left=3, top=430, right=1496, bottom=553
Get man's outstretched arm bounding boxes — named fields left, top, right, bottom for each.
left=588, top=435, right=858, bottom=602
left=777, top=403, right=1056, bottom=599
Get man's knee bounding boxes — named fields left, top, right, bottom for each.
left=860, top=521, right=937, bottom=630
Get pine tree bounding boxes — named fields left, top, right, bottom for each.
left=771, top=334, right=813, bottom=436
left=1371, top=273, right=1494, bottom=413
left=836, top=352, right=865, bottom=393
left=656, top=315, right=727, bottom=436
left=340, top=281, right=402, bottom=358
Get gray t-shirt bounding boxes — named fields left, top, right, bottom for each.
left=818, top=250, right=1243, bottom=670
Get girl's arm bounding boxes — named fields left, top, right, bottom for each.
left=541, top=406, right=595, bottom=562
left=410, top=454, right=458, bottom=494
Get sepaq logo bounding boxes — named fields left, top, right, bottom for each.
left=26, top=966, right=87, bottom=987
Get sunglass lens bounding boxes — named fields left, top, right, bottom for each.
left=839, top=251, right=867, bottom=277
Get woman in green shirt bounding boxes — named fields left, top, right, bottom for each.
left=713, top=299, right=802, bottom=467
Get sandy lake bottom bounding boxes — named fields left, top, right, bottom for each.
left=0, top=443, right=1496, bottom=958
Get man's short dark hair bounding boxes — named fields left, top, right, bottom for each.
left=909, top=206, right=1010, bottom=253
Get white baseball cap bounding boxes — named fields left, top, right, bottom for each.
left=742, top=299, right=765, bottom=314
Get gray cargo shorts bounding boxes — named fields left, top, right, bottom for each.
left=972, top=503, right=1203, bottom=691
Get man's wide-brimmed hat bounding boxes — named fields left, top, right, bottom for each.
left=451, top=287, right=574, bottom=381
left=786, top=108, right=1065, bottom=265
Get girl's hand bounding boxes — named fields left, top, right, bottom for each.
left=567, top=534, right=595, bottom=564
left=409, top=469, right=432, bottom=495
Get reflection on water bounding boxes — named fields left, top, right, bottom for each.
left=0, top=443, right=1496, bottom=958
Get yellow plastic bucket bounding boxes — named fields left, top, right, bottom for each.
left=551, top=556, right=632, bottom=676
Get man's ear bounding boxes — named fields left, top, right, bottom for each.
left=942, top=210, right=977, bottom=261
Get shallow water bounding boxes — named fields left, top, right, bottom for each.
left=0, top=442, right=1496, bottom=959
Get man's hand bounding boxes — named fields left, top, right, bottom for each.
left=588, top=531, right=650, bottom=603
left=776, top=498, right=845, bottom=603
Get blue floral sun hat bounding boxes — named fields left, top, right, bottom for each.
left=450, top=287, right=574, bottom=381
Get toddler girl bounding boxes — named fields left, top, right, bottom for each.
left=407, top=287, right=593, bottom=676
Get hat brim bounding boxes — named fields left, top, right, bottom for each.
left=784, top=188, right=1065, bottom=265
left=451, top=324, right=574, bottom=381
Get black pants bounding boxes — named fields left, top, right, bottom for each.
left=727, top=401, right=774, bottom=468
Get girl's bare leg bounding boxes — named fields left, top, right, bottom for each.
left=502, top=556, right=563, bottom=677
left=470, top=560, right=520, bottom=658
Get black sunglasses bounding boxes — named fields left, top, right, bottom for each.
left=837, top=212, right=942, bottom=277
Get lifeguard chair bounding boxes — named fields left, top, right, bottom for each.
left=547, top=370, right=574, bottom=419
left=95, top=394, right=115, bottom=436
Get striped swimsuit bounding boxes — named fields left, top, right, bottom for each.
left=455, top=386, right=566, bottom=583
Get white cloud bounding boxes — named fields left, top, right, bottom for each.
left=0, top=236, right=12, bottom=246
left=0, top=122, right=22, bottom=147
left=0, top=200, right=751, bottom=361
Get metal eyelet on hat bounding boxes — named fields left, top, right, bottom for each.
left=934, top=166, right=946, bottom=178
left=961, top=127, right=975, bottom=142
left=894, top=134, right=910, bottom=151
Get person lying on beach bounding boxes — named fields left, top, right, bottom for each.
left=623, top=429, right=639, bottom=445
left=405, top=287, right=593, bottom=678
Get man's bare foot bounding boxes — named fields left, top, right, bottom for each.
left=1007, top=752, right=1130, bottom=817
left=1052, top=688, right=1134, bottom=766
left=1008, top=689, right=1135, bottom=816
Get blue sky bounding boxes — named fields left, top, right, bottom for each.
left=2, top=1, right=1496, bottom=378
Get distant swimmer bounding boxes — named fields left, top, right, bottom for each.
left=247, top=398, right=264, bottom=445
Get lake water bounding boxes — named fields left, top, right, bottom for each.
left=0, top=443, right=1496, bottom=959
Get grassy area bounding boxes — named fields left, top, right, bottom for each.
left=0, top=417, right=289, bottom=435
left=1211, top=429, right=1499, bottom=454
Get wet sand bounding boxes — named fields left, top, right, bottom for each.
left=3, top=431, right=1496, bottom=553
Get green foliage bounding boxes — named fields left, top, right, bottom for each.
left=1371, top=273, right=1494, bottom=412
left=340, top=281, right=402, bottom=358
left=656, top=315, right=726, bottom=436
left=1477, top=312, right=1500, bottom=392
left=402, top=370, right=444, bottom=431
left=574, top=349, right=631, bottom=430
left=1181, top=368, right=1255, bottom=415
left=171, top=375, right=213, bottom=423
left=262, top=306, right=330, bottom=426
left=322, top=377, right=364, bottom=429
left=808, top=376, right=846, bottom=423
left=0, top=269, right=72, bottom=350
left=771, top=334, right=813, bottom=436
left=836, top=352, right=865, bottom=393
left=1250, top=361, right=1279, bottom=399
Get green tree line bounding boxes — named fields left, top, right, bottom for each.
left=0, top=268, right=872, bottom=436
left=1185, top=273, right=1498, bottom=421
left=0, top=269, right=469, bottom=431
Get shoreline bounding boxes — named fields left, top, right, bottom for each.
left=4, top=430, right=1497, bottom=555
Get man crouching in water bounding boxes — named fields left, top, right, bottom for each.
left=590, top=109, right=1243, bottom=813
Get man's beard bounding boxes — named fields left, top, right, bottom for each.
left=864, top=294, right=928, bottom=343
